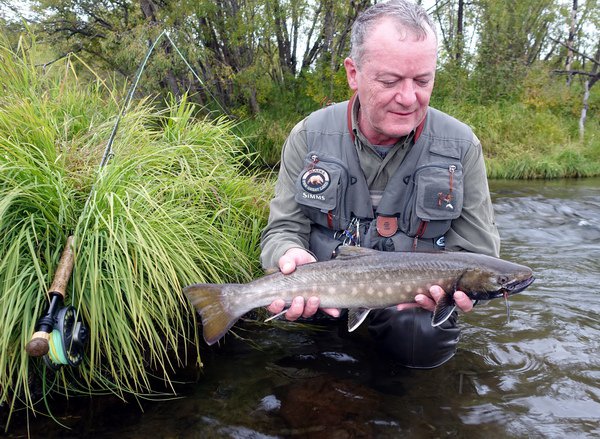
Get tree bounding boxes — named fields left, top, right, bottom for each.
left=430, top=0, right=471, bottom=66
left=549, top=0, right=599, bottom=137
left=565, top=0, right=578, bottom=85
left=471, top=0, right=558, bottom=101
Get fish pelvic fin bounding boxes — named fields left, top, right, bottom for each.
left=183, top=283, right=240, bottom=345
left=431, top=293, right=456, bottom=327
left=347, top=308, right=371, bottom=332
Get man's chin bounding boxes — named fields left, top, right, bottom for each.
left=381, top=117, right=419, bottom=137
left=382, top=126, right=415, bottom=139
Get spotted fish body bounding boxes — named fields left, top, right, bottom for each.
left=184, top=246, right=535, bottom=345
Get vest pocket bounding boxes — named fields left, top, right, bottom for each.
left=402, top=162, right=464, bottom=237
left=415, top=163, right=463, bottom=221
left=295, top=152, right=350, bottom=230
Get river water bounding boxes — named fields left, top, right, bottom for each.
left=7, top=178, right=600, bottom=438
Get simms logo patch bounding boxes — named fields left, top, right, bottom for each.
left=301, top=168, right=331, bottom=194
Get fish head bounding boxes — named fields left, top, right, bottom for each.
left=458, top=259, right=535, bottom=301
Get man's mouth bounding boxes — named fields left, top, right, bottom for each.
left=391, top=110, right=414, bottom=117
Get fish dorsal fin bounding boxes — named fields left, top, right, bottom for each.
left=347, top=308, right=371, bottom=332
left=335, top=246, right=379, bottom=261
left=431, top=294, right=456, bottom=327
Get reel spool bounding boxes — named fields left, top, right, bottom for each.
left=43, top=306, right=88, bottom=370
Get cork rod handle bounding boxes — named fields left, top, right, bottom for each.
left=25, top=236, right=75, bottom=357
left=48, top=235, right=75, bottom=299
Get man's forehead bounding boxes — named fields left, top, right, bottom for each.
left=368, top=17, right=436, bottom=43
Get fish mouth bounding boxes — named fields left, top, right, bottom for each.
left=504, top=276, right=535, bottom=295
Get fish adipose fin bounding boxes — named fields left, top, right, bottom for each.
left=431, top=294, right=456, bottom=327
left=183, top=283, right=239, bottom=345
left=347, top=307, right=371, bottom=332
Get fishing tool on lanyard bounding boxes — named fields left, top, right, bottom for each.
left=334, top=217, right=362, bottom=247
left=24, top=30, right=173, bottom=370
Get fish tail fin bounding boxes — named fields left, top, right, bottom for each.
left=183, top=283, right=241, bottom=345
left=431, top=293, right=456, bottom=327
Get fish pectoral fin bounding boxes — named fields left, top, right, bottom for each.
left=431, top=294, right=456, bottom=327
left=264, top=309, right=288, bottom=322
left=347, top=308, right=371, bottom=332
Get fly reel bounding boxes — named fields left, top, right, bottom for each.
left=43, top=306, right=88, bottom=370
left=25, top=236, right=89, bottom=369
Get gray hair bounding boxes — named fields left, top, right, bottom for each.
left=349, top=0, right=436, bottom=68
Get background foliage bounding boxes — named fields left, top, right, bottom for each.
left=1, top=0, right=597, bottom=174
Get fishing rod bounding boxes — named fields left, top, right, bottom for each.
left=24, top=30, right=172, bottom=370
left=25, top=28, right=224, bottom=369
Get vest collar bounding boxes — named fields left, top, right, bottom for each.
left=347, top=93, right=427, bottom=145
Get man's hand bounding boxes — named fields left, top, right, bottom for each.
left=396, top=285, right=474, bottom=313
left=266, top=248, right=340, bottom=320
left=277, top=247, right=316, bottom=275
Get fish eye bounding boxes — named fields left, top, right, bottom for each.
left=497, top=275, right=509, bottom=284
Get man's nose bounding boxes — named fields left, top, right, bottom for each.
left=395, top=80, right=417, bottom=107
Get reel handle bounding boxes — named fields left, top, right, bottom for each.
left=25, top=236, right=75, bottom=357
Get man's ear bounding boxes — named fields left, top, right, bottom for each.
left=344, top=57, right=359, bottom=91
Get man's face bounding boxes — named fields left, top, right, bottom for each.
left=344, top=19, right=437, bottom=144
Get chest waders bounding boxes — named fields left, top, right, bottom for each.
left=294, top=100, right=476, bottom=368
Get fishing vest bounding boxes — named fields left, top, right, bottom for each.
left=295, top=100, right=474, bottom=262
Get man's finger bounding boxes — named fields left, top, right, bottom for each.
left=322, top=307, right=341, bottom=318
left=267, top=299, right=285, bottom=314
left=396, top=302, right=421, bottom=312
left=429, top=285, right=446, bottom=301
left=285, top=296, right=305, bottom=321
left=302, top=297, right=320, bottom=318
left=454, top=291, right=473, bottom=312
left=279, top=256, right=296, bottom=275
left=414, top=294, right=436, bottom=312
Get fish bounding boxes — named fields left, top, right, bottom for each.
left=183, top=246, right=535, bottom=345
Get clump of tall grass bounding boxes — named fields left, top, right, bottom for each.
left=0, top=35, right=270, bottom=422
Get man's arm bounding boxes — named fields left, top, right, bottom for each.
left=260, top=120, right=340, bottom=319
left=260, top=120, right=313, bottom=269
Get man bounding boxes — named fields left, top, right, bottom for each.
left=260, top=0, right=500, bottom=368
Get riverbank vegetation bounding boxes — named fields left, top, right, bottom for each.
left=0, top=37, right=269, bottom=425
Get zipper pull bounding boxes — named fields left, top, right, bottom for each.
left=446, top=164, right=455, bottom=210
left=438, top=164, right=456, bottom=210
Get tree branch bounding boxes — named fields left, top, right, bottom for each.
left=552, top=69, right=599, bottom=78
left=548, top=36, right=600, bottom=67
